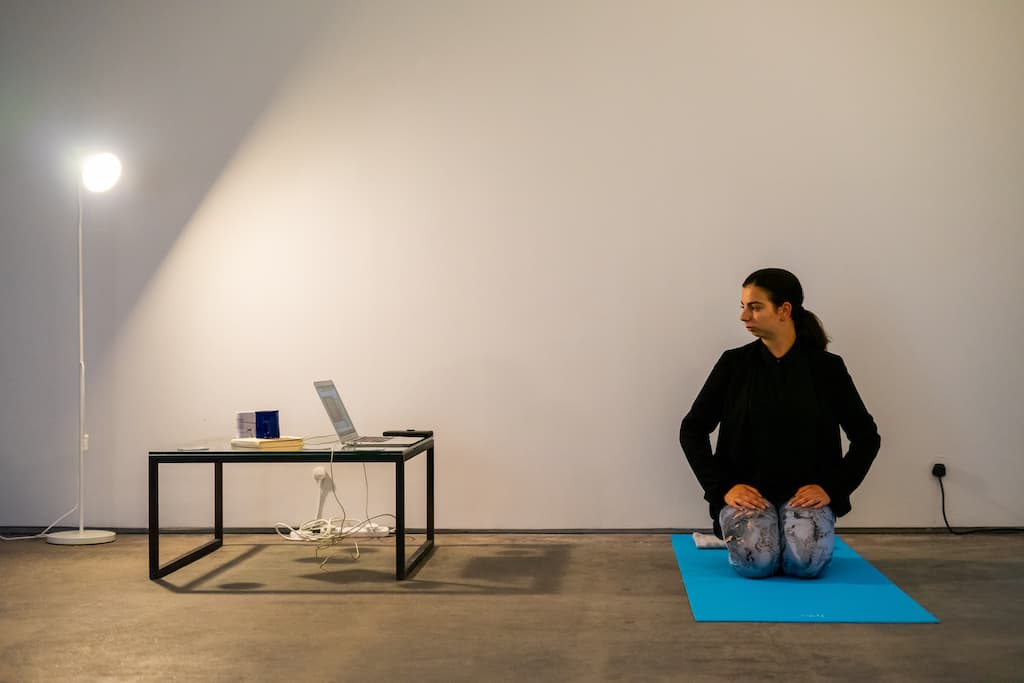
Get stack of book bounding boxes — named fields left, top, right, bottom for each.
left=229, top=436, right=304, bottom=451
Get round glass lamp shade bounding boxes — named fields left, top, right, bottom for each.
left=81, top=153, right=122, bottom=193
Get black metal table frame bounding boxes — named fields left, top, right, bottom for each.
left=148, top=437, right=434, bottom=581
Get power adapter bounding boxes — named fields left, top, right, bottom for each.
left=932, top=463, right=946, bottom=478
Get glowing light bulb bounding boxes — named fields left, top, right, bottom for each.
left=81, top=153, right=122, bottom=193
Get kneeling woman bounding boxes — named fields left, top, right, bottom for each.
left=679, top=268, right=880, bottom=578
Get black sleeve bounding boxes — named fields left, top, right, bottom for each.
left=679, top=352, right=735, bottom=505
left=831, top=356, right=881, bottom=496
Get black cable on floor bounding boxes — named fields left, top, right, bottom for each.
left=938, top=477, right=1024, bottom=535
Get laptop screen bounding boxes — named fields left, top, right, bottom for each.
left=314, top=380, right=357, bottom=441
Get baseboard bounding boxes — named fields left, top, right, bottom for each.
left=3, top=525, right=1021, bottom=536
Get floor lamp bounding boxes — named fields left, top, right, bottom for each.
left=46, top=153, right=121, bottom=546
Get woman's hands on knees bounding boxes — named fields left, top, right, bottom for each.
left=725, top=484, right=831, bottom=510
left=788, top=484, right=831, bottom=509
left=724, top=484, right=770, bottom=510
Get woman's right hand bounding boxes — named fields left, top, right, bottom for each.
left=724, top=484, right=770, bottom=510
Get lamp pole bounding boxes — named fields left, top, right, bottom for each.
left=47, top=153, right=121, bottom=545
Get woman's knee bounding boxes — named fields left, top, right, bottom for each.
left=719, top=505, right=781, bottom=579
left=729, top=551, right=779, bottom=578
left=780, top=504, right=835, bottom=578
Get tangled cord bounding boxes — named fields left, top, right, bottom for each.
left=274, top=446, right=397, bottom=568
left=274, top=513, right=397, bottom=567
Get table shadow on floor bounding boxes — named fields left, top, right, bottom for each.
left=153, top=541, right=571, bottom=596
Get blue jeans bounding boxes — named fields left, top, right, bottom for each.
left=718, top=503, right=835, bottom=579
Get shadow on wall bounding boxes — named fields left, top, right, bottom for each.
left=1, top=0, right=339, bottom=349
left=87, top=1, right=341, bottom=335
left=0, top=0, right=340, bottom=525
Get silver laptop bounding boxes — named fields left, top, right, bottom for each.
left=313, top=380, right=421, bottom=449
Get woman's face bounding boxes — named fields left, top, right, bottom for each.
left=740, top=285, right=791, bottom=340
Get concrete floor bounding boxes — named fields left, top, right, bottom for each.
left=0, top=532, right=1021, bottom=682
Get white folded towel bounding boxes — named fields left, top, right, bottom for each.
left=692, top=531, right=727, bottom=549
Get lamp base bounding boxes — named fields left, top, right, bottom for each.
left=46, top=529, right=116, bottom=545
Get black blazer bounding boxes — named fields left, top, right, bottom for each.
left=679, top=340, right=880, bottom=533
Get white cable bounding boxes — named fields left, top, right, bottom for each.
left=0, top=505, right=79, bottom=541
left=274, top=445, right=356, bottom=567
left=273, top=445, right=397, bottom=568
left=275, top=447, right=348, bottom=541
left=273, top=513, right=397, bottom=542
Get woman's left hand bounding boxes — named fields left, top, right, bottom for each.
left=789, top=484, right=831, bottom=509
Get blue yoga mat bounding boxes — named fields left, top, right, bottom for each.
left=672, top=534, right=938, bottom=623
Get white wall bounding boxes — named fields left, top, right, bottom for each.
left=2, top=1, right=1022, bottom=531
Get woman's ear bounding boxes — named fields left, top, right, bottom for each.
left=778, top=301, right=793, bottom=320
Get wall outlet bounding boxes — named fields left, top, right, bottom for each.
left=931, top=463, right=946, bottom=478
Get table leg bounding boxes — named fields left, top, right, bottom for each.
left=427, top=445, right=434, bottom=543
left=398, top=446, right=435, bottom=580
left=214, top=461, right=223, bottom=542
left=148, top=459, right=159, bottom=579
left=148, top=459, right=224, bottom=580
left=395, top=459, right=406, bottom=579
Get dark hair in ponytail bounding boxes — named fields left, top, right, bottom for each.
left=743, top=268, right=830, bottom=351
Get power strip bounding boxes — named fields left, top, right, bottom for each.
left=341, top=523, right=390, bottom=538
left=284, top=523, right=391, bottom=542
